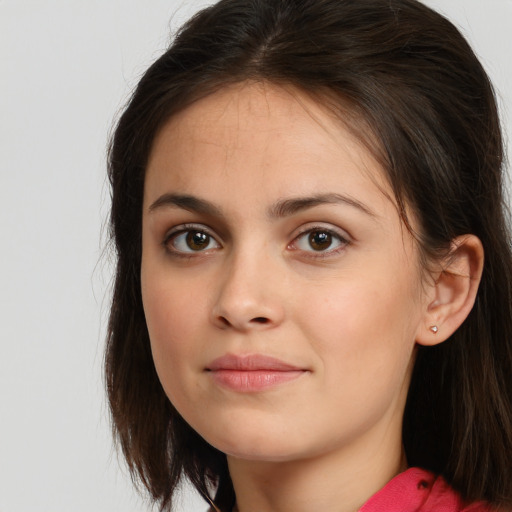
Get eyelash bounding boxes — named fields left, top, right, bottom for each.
left=163, top=224, right=221, bottom=257
left=289, top=225, right=350, bottom=258
left=162, top=224, right=350, bottom=259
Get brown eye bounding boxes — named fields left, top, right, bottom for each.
left=308, top=231, right=333, bottom=251
left=166, top=228, right=221, bottom=254
left=186, top=231, right=210, bottom=251
left=291, top=227, right=348, bottom=255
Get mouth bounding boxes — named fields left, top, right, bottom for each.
left=205, top=354, right=308, bottom=392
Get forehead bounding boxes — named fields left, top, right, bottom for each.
left=145, top=81, right=394, bottom=215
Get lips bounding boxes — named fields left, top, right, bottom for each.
left=206, top=354, right=308, bottom=392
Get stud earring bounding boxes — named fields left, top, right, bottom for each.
left=429, top=325, right=439, bottom=334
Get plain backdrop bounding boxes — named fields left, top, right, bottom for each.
left=0, top=1, right=510, bottom=511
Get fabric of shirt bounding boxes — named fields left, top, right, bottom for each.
left=359, top=467, right=493, bottom=512
left=209, top=467, right=494, bottom=511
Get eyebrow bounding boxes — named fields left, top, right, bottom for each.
left=148, top=192, right=375, bottom=218
left=148, top=193, right=223, bottom=216
left=268, top=193, right=376, bottom=219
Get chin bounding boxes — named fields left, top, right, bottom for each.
left=197, top=418, right=306, bottom=463
left=221, top=442, right=301, bottom=463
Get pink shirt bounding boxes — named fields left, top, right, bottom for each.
left=359, top=467, right=493, bottom=512
left=210, top=467, right=494, bottom=511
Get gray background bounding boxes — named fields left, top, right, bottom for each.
left=1, top=1, right=510, bottom=510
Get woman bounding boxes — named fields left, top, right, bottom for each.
left=105, top=0, right=512, bottom=510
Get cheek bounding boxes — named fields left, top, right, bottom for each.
left=141, top=272, right=207, bottom=395
left=294, top=275, right=421, bottom=433
left=297, top=269, right=423, bottom=378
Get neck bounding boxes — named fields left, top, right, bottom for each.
left=227, top=425, right=407, bottom=512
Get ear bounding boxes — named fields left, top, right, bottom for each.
left=416, top=235, right=484, bottom=346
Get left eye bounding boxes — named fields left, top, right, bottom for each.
left=166, top=229, right=220, bottom=253
left=292, top=228, right=347, bottom=253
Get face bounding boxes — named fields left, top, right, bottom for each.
left=141, top=82, right=429, bottom=465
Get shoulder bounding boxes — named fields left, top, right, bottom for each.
left=359, top=467, right=495, bottom=512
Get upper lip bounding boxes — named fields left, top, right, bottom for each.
left=206, top=353, right=304, bottom=371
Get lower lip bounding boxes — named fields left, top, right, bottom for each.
left=208, top=370, right=306, bottom=392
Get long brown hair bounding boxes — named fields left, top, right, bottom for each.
left=105, top=0, right=512, bottom=510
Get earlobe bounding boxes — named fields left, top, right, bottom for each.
left=416, top=235, right=484, bottom=347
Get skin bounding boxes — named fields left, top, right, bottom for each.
left=140, top=82, right=482, bottom=512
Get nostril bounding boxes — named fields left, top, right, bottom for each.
left=213, top=313, right=275, bottom=329
left=219, top=316, right=231, bottom=327
left=251, top=317, right=269, bottom=324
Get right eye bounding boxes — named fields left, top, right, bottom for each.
left=165, top=227, right=221, bottom=254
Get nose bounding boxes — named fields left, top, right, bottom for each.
left=210, top=248, right=285, bottom=331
